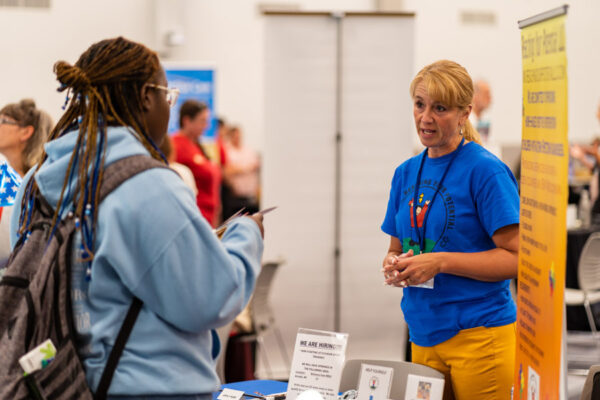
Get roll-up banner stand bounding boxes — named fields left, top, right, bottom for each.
left=515, top=5, right=569, bottom=399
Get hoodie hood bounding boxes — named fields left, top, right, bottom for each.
left=35, top=126, right=152, bottom=210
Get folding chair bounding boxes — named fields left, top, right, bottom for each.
left=580, top=365, right=600, bottom=400
left=565, top=232, right=600, bottom=373
left=241, top=261, right=290, bottom=379
left=215, top=321, right=234, bottom=383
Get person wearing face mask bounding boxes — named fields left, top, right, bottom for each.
left=10, top=37, right=265, bottom=399
left=381, top=60, right=520, bottom=400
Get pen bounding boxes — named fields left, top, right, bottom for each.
left=257, top=206, right=277, bottom=215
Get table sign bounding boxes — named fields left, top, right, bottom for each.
left=356, top=363, right=393, bottom=400
left=286, top=328, right=349, bottom=400
left=404, top=374, right=444, bottom=400
left=217, top=388, right=245, bottom=400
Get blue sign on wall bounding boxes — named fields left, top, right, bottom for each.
left=165, top=68, right=215, bottom=140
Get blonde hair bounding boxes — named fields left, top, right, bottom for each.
left=409, top=60, right=481, bottom=145
left=0, top=99, right=53, bottom=173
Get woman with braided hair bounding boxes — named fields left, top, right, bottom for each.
left=10, top=37, right=264, bottom=399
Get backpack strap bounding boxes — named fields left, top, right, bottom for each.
left=90, top=154, right=170, bottom=400
left=94, top=297, right=143, bottom=400
left=98, top=154, right=169, bottom=202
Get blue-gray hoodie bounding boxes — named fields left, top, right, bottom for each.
left=10, top=126, right=263, bottom=396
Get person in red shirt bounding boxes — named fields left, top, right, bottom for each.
left=215, top=117, right=228, bottom=168
left=172, top=100, right=221, bottom=226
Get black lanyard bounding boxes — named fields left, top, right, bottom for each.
left=412, top=137, right=465, bottom=253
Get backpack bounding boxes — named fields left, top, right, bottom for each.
left=0, top=154, right=167, bottom=400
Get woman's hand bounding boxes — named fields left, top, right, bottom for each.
left=382, top=236, right=412, bottom=287
left=246, top=213, right=264, bottom=238
left=381, top=224, right=518, bottom=286
left=382, top=249, right=415, bottom=287
left=384, top=251, right=442, bottom=287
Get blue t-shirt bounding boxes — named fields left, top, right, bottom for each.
left=381, top=142, right=520, bottom=346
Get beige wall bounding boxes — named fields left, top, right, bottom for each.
left=0, top=0, right=373, bottom=152
left=1, top=1, right=598, bottom=150
left=402, top=0, right=600, bottom=147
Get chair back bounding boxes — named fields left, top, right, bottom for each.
left=580, top=365, right=600, bottom=400
left=578, top=232, right=600, bottom=293
left=251, top=262, right=282, bottom=334
left=215, top=321, right=234, bottom=383
left=339, top=359, right=444, bottom=399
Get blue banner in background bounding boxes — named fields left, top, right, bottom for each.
left=165, top=68, right=215, bottom=140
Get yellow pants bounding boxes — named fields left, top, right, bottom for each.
left=411, top=323, right=515, bottom=400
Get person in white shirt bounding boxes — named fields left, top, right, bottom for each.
left=223, top=126, right=260, bottom=219
left=469, top=80, right=491, bottom=138
left=469, top=79, right=501, bottom=157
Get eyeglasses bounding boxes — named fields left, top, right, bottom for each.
left=146, top=84, right=180, bottom=107
left=0, top=117, right=19, bottom=126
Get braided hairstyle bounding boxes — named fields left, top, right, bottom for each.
left=18, top=37, right=164, bottom=264
left=0, top=99, right=53, bottom=174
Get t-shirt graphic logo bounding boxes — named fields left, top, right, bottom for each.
left=403, top=183, right=455, bottom=255
left=369, top=376, right=379, bottom=389
left=409, top=195, right=431, bottom=228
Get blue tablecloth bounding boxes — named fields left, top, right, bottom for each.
left=214, top=380, right=288, bottom=400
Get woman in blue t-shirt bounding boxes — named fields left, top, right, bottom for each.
left=381, top=60, right=519, bottom=400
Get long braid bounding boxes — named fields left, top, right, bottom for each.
left=18, top=37, right=164, bottom=266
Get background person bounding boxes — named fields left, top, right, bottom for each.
left=569, top=102, right=600, bottom=220
left=215, top=117, right=228, bottom=168
left=172, top=99, right=222, bottom=227
left=0, top=98, right=53, bottom=177
left=159, top=134, right=198, bottom=195
left=222, top=125, right=260, bottom=219
left=570, top=137, right=600, bottom=174
left=0, top=99, right=52, bottom=269
left=469, top=79, right=501, bottom=156
left=11, top=37, right=264, bottom=399
left=381, top=60, right=520, bottom=400
left=469, top=79, right=491, bottom=141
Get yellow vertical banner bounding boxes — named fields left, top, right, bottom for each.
left=515, top=7, right=568, bottom=399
